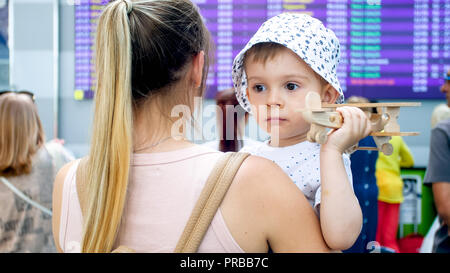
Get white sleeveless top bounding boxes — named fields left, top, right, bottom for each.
left=58, top=145, right=244, bottom=253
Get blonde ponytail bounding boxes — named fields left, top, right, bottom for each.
left=79, top=0, right=212, bottom=252
left=81, top=1, right=133, bottom=252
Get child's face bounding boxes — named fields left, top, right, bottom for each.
left=245, top=47, right=335, bottom=146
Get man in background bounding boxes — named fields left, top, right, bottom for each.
left=423, top=68, right=450, bottom=253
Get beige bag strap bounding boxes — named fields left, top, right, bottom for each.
left=174, top=152, right=250, bottom=253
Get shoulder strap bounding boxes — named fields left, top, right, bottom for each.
left=0, top=176, right=53, bottom=216
left=174, top=152, right=250, bottom=253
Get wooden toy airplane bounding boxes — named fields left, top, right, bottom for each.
left=297, top=92, right=421, bottom=155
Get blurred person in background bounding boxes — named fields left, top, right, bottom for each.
left=375, top=134, right=414, bottom=253
left=431, top=104, right=450, bottom=129
left=0, top=91, right=74, bottom=252
left=423, top=69, right=450, bottom=253
left=343, top=96, right=379, bottom=253
left=203, top=88, right=261, bottom=152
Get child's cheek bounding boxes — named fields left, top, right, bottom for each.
left=292, top=115, right=311, bottom=135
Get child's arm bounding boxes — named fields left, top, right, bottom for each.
left=319, top=106, right=372, bottom=250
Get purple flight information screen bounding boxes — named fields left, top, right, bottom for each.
left=75, top=0, right=450, bottom=100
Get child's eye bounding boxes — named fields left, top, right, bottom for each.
left=286, top=83, right=299, bottom=91
left=252, top=84, right=266, bottom=92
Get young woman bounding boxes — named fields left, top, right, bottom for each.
left=0, top=91, right=73, bottom=252
left=52, top=0, right=331, bottom=253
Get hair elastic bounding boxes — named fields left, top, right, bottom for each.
left=122, top=0, right=133, bottom=14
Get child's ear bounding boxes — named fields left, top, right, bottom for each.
left=321, top=83, right=339, bottom=104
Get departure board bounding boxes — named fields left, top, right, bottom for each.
left=74, top=0, right=106, bottom=100
left=74, top=0, right=450, bottom=100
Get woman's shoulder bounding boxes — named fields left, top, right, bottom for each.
left=52, top=158, right=81, bottom=253
left=221, top=154, right=328, bottom=252
left=53, top=158, right=83, bottom=192
left=237, top=154, right=282, bottom=175
left=230, top=154, right=299, bottom=198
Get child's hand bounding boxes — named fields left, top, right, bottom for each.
left=49, top=138, right=65, bottom=145
left=322, top=106, right=372, bottom=154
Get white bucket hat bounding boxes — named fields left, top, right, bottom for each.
left=232, top=13, right=344, bottom=114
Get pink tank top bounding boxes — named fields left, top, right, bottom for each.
left=58, top=145, right=244, bottom=253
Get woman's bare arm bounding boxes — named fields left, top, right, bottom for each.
left=221, top=155, right=331, bottom=253
left=52, top=161, right=76, bottom=253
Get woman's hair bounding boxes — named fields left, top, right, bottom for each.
left=431, top=103, right=450, bottom=128
left=0, top=93, right=45, bottom=177
left=82, top=0, right=211, bottom=252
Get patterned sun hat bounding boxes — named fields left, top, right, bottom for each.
left=232, top=13, right=344, bottom=114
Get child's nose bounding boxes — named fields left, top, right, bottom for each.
left=267, top=90, right=284, bottom=108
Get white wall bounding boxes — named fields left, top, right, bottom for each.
left=10, top=0, right=93, bottom=157
left=10, top=0, right=56, bottom=143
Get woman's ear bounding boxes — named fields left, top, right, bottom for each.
left=321, top=83, right=339, bottom=104
left=191, top=51, right=205, bottom=88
